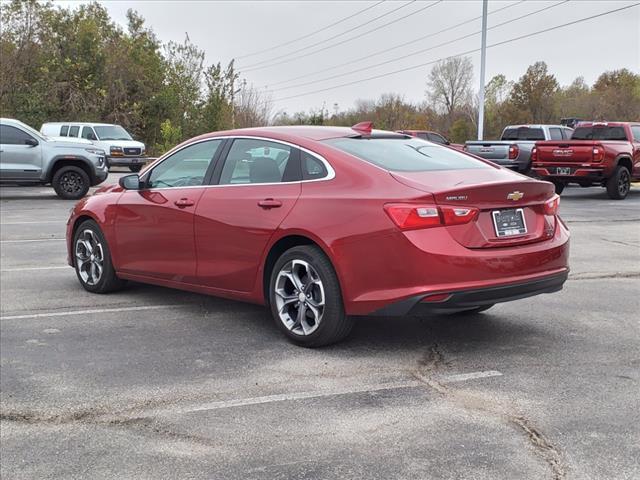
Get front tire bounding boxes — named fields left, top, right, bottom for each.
left=52, top=166, right=90, bottom=199
left=73, top=220, right=127, bottom=293
left=606, top=165, right=631, bottom=200
left=269, top=245, right=353, bottom=347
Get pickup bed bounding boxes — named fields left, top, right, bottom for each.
left=531, top=122, right=640, bottom=200
left=465, top=125, right=574, bottom=173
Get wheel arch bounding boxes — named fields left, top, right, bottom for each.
left=614, top=155, right=633, bottom=173
left=47, top=156, right=96, bottom=184
left=261, top=231, right=342, bottom=306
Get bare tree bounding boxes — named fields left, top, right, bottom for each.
left=234, top=83, right=274, bottom=128
left=426, top=56, right=474, bottom=126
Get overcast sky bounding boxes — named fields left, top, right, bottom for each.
left=60, top=0, right=639, bottom=115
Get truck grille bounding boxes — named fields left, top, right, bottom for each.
left=124, top=147, right=141, bottom=156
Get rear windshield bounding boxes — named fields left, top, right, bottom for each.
left=571, top=126, right=627, bottom=141
left=501, top=127, right=545, bottom=141
left=324, top=137, right=489, bottom=172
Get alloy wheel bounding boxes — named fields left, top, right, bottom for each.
left=75, top=229, right=104, bottom=286
left=618, top=169, right=630, bottom=197
left=60, top=171, right=84, bottom=195
left=274, top=259, right=325, bottom=335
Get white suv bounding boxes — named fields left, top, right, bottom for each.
left=41, top=122, right=148, bottom=172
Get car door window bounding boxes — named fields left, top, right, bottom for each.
left=427, top=132, right=447, bottom=144
left=81, top=126, right=97, bottom=140
left=219, top=138, right=297, bottom=184
left=0, top=125, right=34, bottom=145
left=417, top=133, right=429, bottom=140
left=68, top=126, right=80, bottom=137
left=631, top=126, right=640, bottom=142
left=60, top=125, right=69, bottom=137
left=549, top=128, right=562, bottom=140
left=148, top=139, right=222, bottom=188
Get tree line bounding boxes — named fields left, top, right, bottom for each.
left=2, top=0, right=639, bottom=153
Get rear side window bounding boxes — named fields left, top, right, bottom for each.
left=69, top=126, right=80, bottom=137
left=549, top=128, right=562, bottom=140
left=325, top=138, right=489, bottom=172
left=571, top=126, right=627, bottom=141
left=0, top=125, right=34, bottom=145
left=502, top=127, right=545, bottom=141
left=301, top=151, right=328, bottom=180
left=60, top=125, right=69, bottom=137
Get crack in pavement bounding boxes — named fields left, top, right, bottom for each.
left=411, top=344, right=568, bottom=480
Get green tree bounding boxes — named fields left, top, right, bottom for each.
left=510, top=61, right=559, bottom=123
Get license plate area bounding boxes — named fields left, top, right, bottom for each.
left=556, top=167, right=571, bottom=175
left=492, top=208, right=527, bottom=237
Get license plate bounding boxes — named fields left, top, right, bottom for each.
left=492, top=208, right=527, bottom=237
left=556, top=167, right=571, bottom=175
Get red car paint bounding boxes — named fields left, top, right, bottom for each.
left=531, top=122, right=640, bottom=192
left=67, top=126, right=569, bottom=316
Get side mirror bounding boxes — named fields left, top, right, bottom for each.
left=88, top=133, right=97, bottom=141
left=119, top=174, right=140, bottom=190
left=445, top=139, right=451, bottom=145
left=25, top=138, right=39, bottom=147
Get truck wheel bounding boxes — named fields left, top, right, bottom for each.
left=52, top=166, right=90, bottom=200
left=269, top=245, right=353, bottom=347
left=606, top=165, right=631, bottom=200
left=129, top=165, right=142, bottom=172
left=552, top=181, right=565, bottom=195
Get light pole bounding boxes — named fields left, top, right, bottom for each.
left=477, top=0, right=488, bottom=140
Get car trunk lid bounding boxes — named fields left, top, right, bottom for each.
left=390, top=169, right=557, bottom=248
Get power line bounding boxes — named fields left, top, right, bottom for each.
left=240, top=1, right=443, bottom=72
left=269, top=0, right=570, bottom=93
left=266, top=0, right=526, bottom=88
left=268, top=3, right=640, bottom=105
left=235, top=1, right=386, bottom=60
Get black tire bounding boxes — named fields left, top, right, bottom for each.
left=129, top=164, right=143, bottom=172
left=552, top=181, right=565, bottom=195
left=72, top=220, right=127, bottom=294
left=269, top=245, right=353, bottom=347
left=52, top=165, right=90, bottom=200
left=457, top=304, right=494, bottom=315
left=605, top=165, right=631, bottom=200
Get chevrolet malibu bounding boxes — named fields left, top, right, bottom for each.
left=66, top=123, right=570, bottom=347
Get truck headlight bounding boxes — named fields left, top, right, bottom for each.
left=85, top=148, right=106, bottom=156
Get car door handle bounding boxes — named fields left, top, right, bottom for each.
left=258, top=198, right=282, bottom=209
left=174, top=198, right=195, bottom=208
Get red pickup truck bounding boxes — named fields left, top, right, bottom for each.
left=531, top=122, right=640, bottom=199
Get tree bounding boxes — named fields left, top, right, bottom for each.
left=510, top=61, right=559, bottom=123
left=426, top=56, right=474, bottom=127
left=592, top=69, right=640, bottom=120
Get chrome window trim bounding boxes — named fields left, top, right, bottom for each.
left=141, top=135, right=335, bottom=190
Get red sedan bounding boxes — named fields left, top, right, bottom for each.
left=67, top=123, right=569, bottom=347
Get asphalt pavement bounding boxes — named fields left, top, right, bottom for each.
left=1, top=173, right=639, bottom=480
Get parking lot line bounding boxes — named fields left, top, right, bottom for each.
left=0, top=238, right=65, bottom=243
left=1, top=266, right=69, bottom=272
left=0, top=221, right=64, bottom=225
left=0, top=304, right=183, bottom=320
left=443, top=370, right=503, bottom=383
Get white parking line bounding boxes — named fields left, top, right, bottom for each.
left=0, top=238, right=65, bottom=243
left=0, top=304, right=182, bottom=320
left=0, top=221, right=64, bottom=225
left=443, top=370, right=503, bottom=383
left=1, top=266, right=69, bottom=272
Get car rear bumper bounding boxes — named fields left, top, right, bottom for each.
left=532, top=166, right=607, bottom=182
left=370, top=270, right=568, bottom=316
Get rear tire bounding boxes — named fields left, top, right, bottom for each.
left=129, top=164, right=143, bottom=172
left=269, top=245, right=353, bottom=347
left=52, top=166, right=90, bottom=199
left=73, top=220, right=127, bottom=294
left=552, top=181, right=565, bottom=195
left=605, top=165, right=630, bottom=200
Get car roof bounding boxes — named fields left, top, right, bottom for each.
left=42, top=122, right=117, bottom=127
left=504, top=124, right=568, bottom=129
left=194, top=125, right=408, bottom=142
left=575, top=121, right=636, bottom=127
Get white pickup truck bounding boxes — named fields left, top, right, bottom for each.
left=464, top=124, right=574, bottom=173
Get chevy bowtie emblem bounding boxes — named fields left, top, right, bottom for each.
left=507, top=191, right=524, bottom=201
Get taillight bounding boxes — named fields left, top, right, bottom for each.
left=508, top=144, right=519, bottom=160
left=543, top=195, right=560, bottom=215
left=592, top=146, right=604, bottom=162
left=530, top=147, right=538, bottom=162
left=384, top=204, right=479, bottom=230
